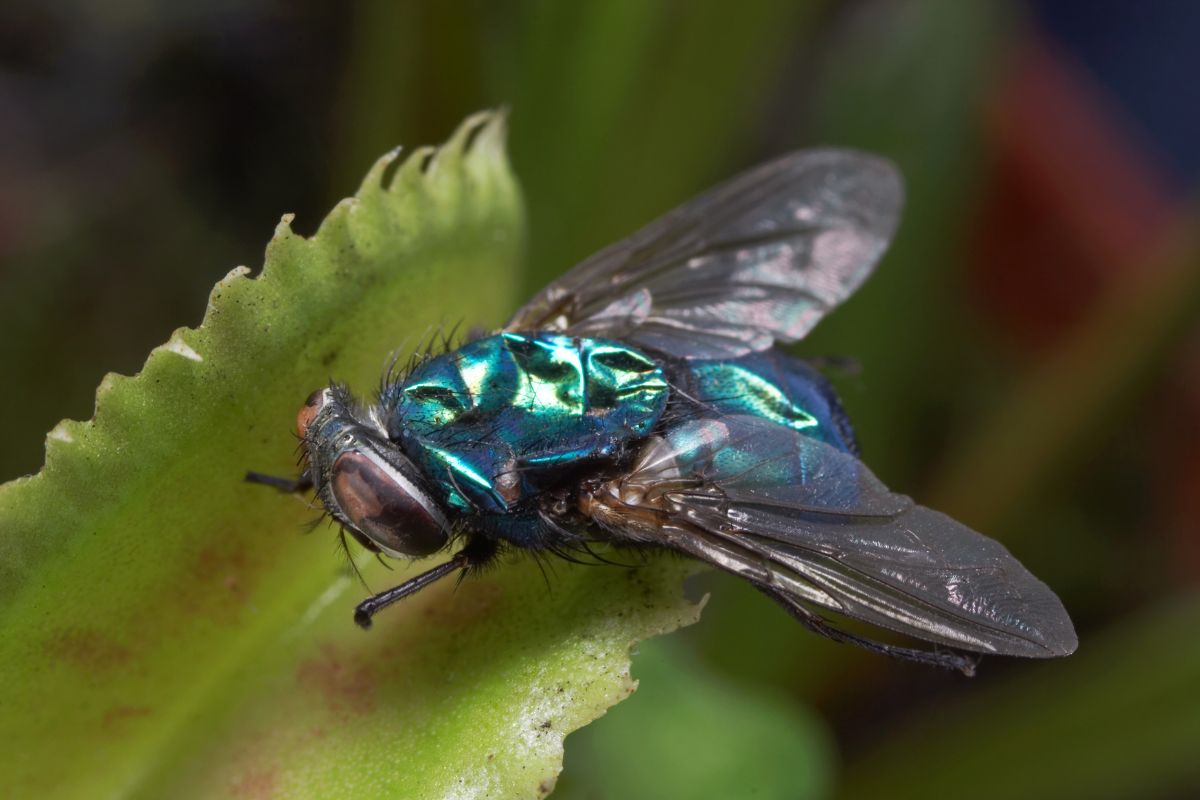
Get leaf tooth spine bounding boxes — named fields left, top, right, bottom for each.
left=47, top=425, right=74, bottom=444
left=161, top=337, right=203, bottom=362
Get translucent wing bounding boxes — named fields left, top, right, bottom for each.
left=505, top=149, right=903, bottom=359
left=583, top=414, right=1078, bottom=659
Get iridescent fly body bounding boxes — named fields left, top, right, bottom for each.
left=250, top=150, right=1077, bottom=673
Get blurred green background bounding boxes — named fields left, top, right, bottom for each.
left=4, top=1, right=1199, bottom=798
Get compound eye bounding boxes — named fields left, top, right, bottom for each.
left=296, top=388, right=331, bottom=438
left=330, top=450, right=449, bottom=557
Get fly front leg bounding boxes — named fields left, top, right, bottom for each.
left=353, top=535, right=498, bottom=629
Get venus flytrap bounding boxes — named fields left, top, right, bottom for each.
left=0, top=111, right=700, bottom=800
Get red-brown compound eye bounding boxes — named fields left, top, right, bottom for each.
left=296, top=388, right=330, bottom=439
left=330, top=450, right=449, bottom=557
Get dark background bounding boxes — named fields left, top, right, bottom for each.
left=4, top=1, right=1199, bottom=797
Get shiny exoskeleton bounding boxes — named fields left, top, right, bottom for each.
left=250, top=148, right=1077, bottom=674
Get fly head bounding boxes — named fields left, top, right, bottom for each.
left=299, top=386, right=450, bottom=558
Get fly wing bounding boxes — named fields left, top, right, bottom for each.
left=586, top=415, right=1078, bottom=658
left=504, top=150, right=902, bottom=359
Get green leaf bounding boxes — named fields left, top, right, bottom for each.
left=0, top=111, right=700, bottom=799
left=553, top=638, right=833, bottom=800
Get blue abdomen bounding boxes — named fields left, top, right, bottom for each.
left=383, top=333, right=669, bottom=515
left=679, top=351, right=858, bottom=455
left=662, top=351, right=861, bottom=507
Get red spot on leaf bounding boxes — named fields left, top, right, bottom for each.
left=186, top=542, right=261, bottom=623
left=101, top=705, right=153, bottom=734
left=231, top=768, right=278, bottom=800
left=296, top=644, right=376, bottom=716
left=45, top=628, right=131, bottom=674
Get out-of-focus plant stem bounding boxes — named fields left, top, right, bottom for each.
left=930, top=211, right=1200, bottom=533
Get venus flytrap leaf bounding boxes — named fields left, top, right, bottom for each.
left=0, top=111, right=700, bottom=800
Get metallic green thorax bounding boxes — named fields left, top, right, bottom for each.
left=384, top=333, right=669, bottom=514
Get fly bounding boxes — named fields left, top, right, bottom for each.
left=247, top=149, right=1077, bottom=674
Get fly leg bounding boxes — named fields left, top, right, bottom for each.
left=354, top=536, right=497, bottom=629
left=244, top=470, right=313, bottom=494
left=757, top=586, right=980, bottom=676
left=804, top=354, right=862, bottom=376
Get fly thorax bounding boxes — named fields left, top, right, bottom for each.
left=383, top=332, right=670, bottom=516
